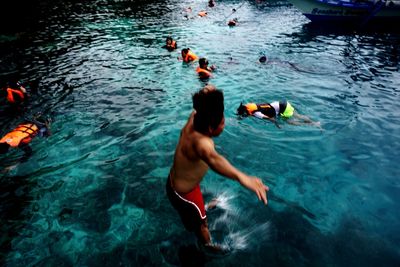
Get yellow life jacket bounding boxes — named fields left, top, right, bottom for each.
left=0, top=123, right=38, bottom=147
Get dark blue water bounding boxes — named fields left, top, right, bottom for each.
left=1, top=0, right=400, bottom=266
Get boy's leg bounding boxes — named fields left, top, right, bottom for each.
left=195, top=219, right=212, bottom=245
left=196, top=220, right=228, bottom=254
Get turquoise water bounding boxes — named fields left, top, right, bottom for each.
left=1, top=0, right=400, bottom=266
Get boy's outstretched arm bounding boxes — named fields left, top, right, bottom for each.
left=196, top=138, right=269, bottom=204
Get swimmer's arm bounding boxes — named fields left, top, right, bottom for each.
left=196, top=139, right=269, bottom=204
left=253, top=112, right=281, bottom=128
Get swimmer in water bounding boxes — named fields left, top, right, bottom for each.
left=0, top=81, right=28, bottom=106
left=0, top=114, right=52, bottom=161
left=228, top=18, right=238, bottom=26
left=237, top=101, right=321, bottom=129
left=196, top=58, right=216, bottom=79
left=259, top=54, right=315, bottom=73
left=163, top=36, right=177, bottom=51
left=179, top=48, right=199, bottom=63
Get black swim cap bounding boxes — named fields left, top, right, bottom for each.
left=259, top=55, right=267, bottom=63
left=237, top=103, right=247, bottom=116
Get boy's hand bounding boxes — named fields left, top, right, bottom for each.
left=241, top=175, right=269, bottom=205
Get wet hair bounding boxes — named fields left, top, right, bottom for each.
left=192, top=86, right=224, bottom=133
left=0, top=143, right=10, bottom=154
left=237, top=102, right=248, bottom=116
left=199, top=58, right=208, bottom=67
left=181, top=48, right=189, bottom=55
left=259, top=55, right=267, bottom=63
left=166, top=36, right=173, bottom=42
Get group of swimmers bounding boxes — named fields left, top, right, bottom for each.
left=0, top=82, right=51, bottom=162
left=165, top=51, right=321, bottom=252
left=163, top=14, right=320, bottom=128
left=0, top=0, right=320, bottom=257
left=164, top=0, right=321, bottom=256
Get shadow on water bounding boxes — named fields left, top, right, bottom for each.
left=0, top=175, right=36, bottom=266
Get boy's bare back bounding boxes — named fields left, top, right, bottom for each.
left=170, top=112, right=212, bottom=193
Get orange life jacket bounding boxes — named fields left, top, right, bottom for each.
left=6, top=88, right=25, bottom=104
left=184, top=51, right=198, bottom=62
left=196, top=67, right=212, bottom=78
left=0, top=123, right=38, bottom=147
left=198, top=11, right=207, bottom=17
left=168, top=40, right=177, bottom=50
left=245, top=103, right=258, bottom=114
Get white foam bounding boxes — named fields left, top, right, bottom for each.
left=226, top=221, right=271, bottom=251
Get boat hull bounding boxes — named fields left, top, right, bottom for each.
left=288, top=0, right=400, bottom=24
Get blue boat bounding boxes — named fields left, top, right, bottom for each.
left=288, top=0, right=400, bottom=25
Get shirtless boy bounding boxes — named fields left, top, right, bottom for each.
left=166, top=85, right=269, bottom=252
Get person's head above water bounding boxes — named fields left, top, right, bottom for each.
left=199, top=58, right=209, bottom=68
left=192, top=85, right=224, bottom=136
left=181, top=48, right=190, bottom=57
left=237, top=102, right=250, bottom=116
left=259, top=55, right=268, bottom=63
left=166, top=36, right=173, bottom=44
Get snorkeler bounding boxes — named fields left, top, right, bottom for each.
left=196, top=58, right=216, bottom=79
left=237, top=101, right=321, bottom=128
left=259, top=54, right=312, bottom=73
left=179, top=48, right=199, bottom=63
left=0, top=114, right=51, bottom=160
left=259, top=55, right=268, bottom=63
left=163, top=36, right=177, bottom=51
left=167, top=85, right=269, bottom=254
left=0, top=82, right=28, bottom=106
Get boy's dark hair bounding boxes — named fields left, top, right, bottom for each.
left=192, top=86, right=224, bottom=133
left=259, top=55, right=267, bottom=63
left=199, top=58, right=208, bottom=67
left=181, top=48, right=189, bottom=54
left=166, top=36, right=173, bottom=42
left=0, top=143, right=10, bottom=154
left=237, top=102, right=248, bottom=116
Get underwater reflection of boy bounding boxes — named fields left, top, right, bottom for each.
left=167, top=85, right=269, bottom=253
left=163, top=36, right=177, bottom=52
left=179, top=48, right=198, bottom=63
left=0, top=115, right=51, bottom=161
left=196, top=58, right=216, bottom=79
left=237, top=101, right=321, bottom=128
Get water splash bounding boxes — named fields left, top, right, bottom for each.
left=207, top=191, right=271, bottom=252
left=226, top=221, right=271, bottom=251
